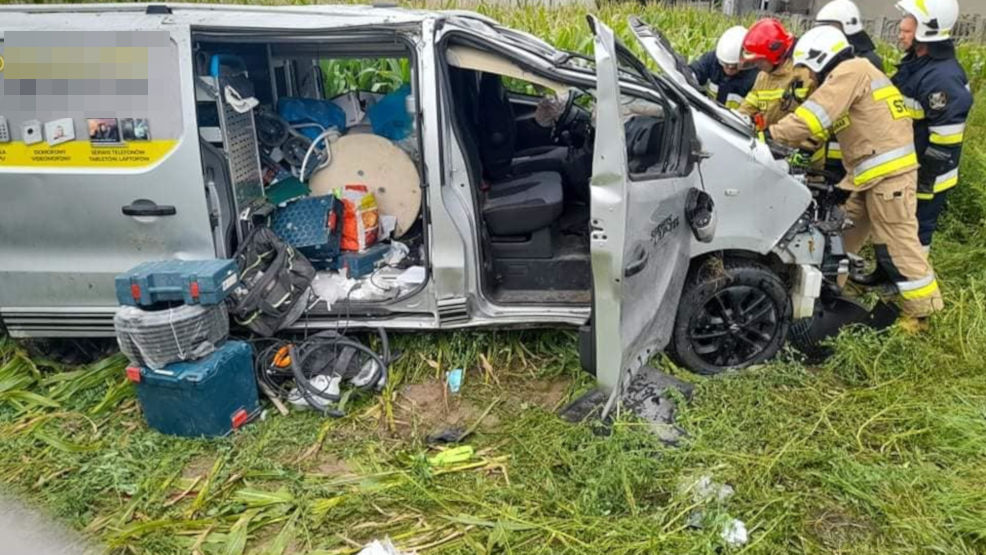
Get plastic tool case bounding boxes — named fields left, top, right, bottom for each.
left=128, top=340, right=259, bottom=437
left=271, top=195, right=343, bottom=269
left=337, top=243, right=390, bottom=278
left=115, top=259, right=239, bottom=307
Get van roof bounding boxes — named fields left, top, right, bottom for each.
left=0, top=2, right=495, bottom=31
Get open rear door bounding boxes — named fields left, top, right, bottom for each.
left=588, top=17, right=699, bottom=392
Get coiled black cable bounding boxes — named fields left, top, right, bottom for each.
left=252, top=327, right=391, bottom=418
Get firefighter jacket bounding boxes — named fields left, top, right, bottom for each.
left=738, top=58, right=816, bottom=126
left=689, top=50, right=758, bottom=110
left=769, top=57, right=918, bottom=192
left=821, top=34, right=885, bottom=182
left=891, top=41, right=973, bottom=200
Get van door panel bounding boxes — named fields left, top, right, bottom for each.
left=0, top=27, right=214, bottom=335
left=589, top=17, right=696, bottom=391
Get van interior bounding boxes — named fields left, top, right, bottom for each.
left=192, top=33, right=426, bottom=313
left=442, top=40, right=670, bottom=307
left=190, top=31, right=668, bottom=313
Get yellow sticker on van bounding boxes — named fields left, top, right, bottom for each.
left=0, top=140, right=177, bottom=168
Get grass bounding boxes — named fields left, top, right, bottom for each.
left=3, top=1, right=986, bottom=553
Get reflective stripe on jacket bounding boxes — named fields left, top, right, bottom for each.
left=769, top=58, right=917, bottom=191
left=892, top=44, right=972, bottom=199
left=738, top=58, right=816, bottom=126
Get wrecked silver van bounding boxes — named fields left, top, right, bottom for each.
left=0, top=4, right=834, bottom=391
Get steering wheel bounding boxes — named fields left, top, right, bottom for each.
left=552, top=90, right=579, bottom=139
left=553, top=89, right=594, bottom=149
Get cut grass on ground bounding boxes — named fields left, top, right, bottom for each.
left=3, top=1, right=986, bottom=553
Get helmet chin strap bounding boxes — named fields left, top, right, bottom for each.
left=818, top=50, right=854, bottom=83
left=771, top=43, right=796, bottom=72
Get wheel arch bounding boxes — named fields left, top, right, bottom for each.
left=686, top=249, right=794, bottom=285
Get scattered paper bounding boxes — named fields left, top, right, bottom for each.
left=385, top=240, right=409, bottom=265
left=680, top=474, right=734, bottom=504
left=721, top=518, right=748, bottom=547
left=359, top=538, right=411, bottom=555
left=311, top=272, right=356, bottom=309
left=396, top=266, right=425, bottom=286
left=380, top=215, right=398, bottom=239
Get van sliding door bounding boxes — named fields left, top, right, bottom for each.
left=0, top=24, right=214, bottom=336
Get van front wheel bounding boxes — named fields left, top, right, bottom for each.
left=669, top=260, right=790, bottom=375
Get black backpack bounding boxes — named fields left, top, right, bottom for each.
left=227, top=226, right=315, bottom=336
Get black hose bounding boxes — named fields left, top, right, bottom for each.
left=251, top=328, right=392, bottom=418
left=288, top=344, right=345, bottom=418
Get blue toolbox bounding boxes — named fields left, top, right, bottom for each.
left=337, top=243, right=390, bottom=278
left=127, top=340, right=259, bottom=437
left=115, top=259, right=239, bottom=307
left=270, top=195, right=343, bottom=265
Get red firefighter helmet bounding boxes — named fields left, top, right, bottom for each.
left=741, top=19, right=795, bottom=67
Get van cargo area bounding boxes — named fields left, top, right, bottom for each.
left=191, top=32, right=429, bottom=317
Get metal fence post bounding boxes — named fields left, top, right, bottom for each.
left=874, top=16, right=886, bottom=42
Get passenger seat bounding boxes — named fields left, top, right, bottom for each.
left=477, top=74, right=590, bottom=204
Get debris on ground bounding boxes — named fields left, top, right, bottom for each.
left=359, top=537, right=412, bottom=555
left=445, top=368, right=464, bottom=394
left=621, top=367, right=694, bottom=444
left=679, top=474, right=735, bottom=504
left=427, top=445, right=474, bottom=467
left=722, top=518, right=749, bottom=547
left=679, top=474, right=748, bottom=547
left=426, top=426, right=468, bottom=444
left=558, top=366, right=692, bottom=443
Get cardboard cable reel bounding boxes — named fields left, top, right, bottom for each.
left=308, top=134, right=420, bottom=238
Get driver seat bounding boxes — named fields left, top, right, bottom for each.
left=477, top=74, right=590, bottom=197
left=450, top=68, right=564, bottom=245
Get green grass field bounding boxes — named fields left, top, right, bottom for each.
left=2, top=1, right=986, bottom=553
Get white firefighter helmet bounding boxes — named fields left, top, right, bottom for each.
left=715, top=26, right=748, bottom=65
left=896, top=0, right=960, bottom=42
left=792, top=26, right=852, bottom=74
left=815, top=0, right=864, bottom=36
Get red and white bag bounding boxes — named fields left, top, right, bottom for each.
left=340, top=184, right=379, bottom=252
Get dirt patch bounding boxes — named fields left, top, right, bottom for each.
left=387, top=378, right=571, bottom=439
left=181, top=454, right=215, bottom=480
left=390, top=381, right=486, bottom=439
left=509, top=378, right=572, bottom=411
left=809, top=508, right=876, bottom=550
left=311, top=453, right=353, bottom=477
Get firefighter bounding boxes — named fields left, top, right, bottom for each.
left=892, top=0, right=972, bottom=252
left=765, top=26, right=944, bottom=326
left=814, top=0, right=886, bottom=183
left=815, top=0, right=883, bottom=71
left=689, top=26, right=758, bottom=110
left=737, top=18, right=816, bottom=129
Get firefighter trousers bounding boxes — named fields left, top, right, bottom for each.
left=842, top=171, right=944, bottom=318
